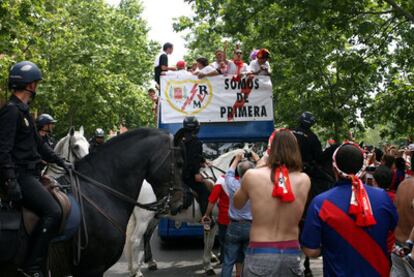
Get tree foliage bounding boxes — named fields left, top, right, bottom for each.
left=0, top=0, right=157, bottom=137
left=174, top=0, right=414, bottom=141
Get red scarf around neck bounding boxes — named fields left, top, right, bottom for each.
left=332, top=142, right=377, bottom=227
left=272, top=165, right=295, bottom=202
left=348, top=175, right=377, bottom=227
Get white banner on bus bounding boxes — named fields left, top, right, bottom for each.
left=160, top=75, right=273, bottom=123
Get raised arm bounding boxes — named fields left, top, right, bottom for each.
left=234, top=170, right=251, bottom=209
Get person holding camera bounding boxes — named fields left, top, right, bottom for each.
left=221, top=152, right=255, bottom=277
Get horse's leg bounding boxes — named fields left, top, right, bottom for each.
left=203, top=224, right=218, bottom=275
left=143, top=217, right=160, bottom=271
left=126, top=207, right=156, bottom=277
left=125, top=212, right=137, bottom=276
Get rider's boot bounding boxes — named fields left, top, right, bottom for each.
left=23, top=215, right=60, bottom=277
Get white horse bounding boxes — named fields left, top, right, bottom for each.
left=125, top=148, right=246, bottom=277
left=45, top=126, right=89, bottom=178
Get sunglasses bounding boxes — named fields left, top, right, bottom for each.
left=235, top=52, right=242, bottom=55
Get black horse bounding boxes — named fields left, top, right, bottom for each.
left=1, top=128, right=184, bottom=277
left=303, top=143, right=338, bottom=277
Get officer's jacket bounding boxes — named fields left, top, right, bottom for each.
left=292, top=126, right=323, bottom=165
left=182, top=134, right=203, bottom=179
left=0, top=95, right=62, bottom=179
left=40, top=134, right=56, bottom=150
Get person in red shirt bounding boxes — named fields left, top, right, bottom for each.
left=202, top=175, right=230, bottom=264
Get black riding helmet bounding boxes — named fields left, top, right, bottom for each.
left=36, top=114, right=57, bottom=129
left=183, top=116, right=200, bottom=133
left=300, top=111, right=316, bottom=129
left=8, top=61, right=42, bottom=90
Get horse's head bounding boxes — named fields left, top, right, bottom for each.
left=67, top=126, right=89, bottom=161
left=146, top=134, right=184, bottom=214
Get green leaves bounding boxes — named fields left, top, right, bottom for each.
left=0, top=0, right=156, bottom=137
left=175, top=0, right=414, bottom=142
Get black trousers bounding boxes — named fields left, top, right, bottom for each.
left=184, top=177, right=209, bottom=215
left=17, top=170, right=62, bottom=271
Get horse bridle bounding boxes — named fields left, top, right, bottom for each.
left=68, top=134, right=181, bottom=264
left=147, top=134, right=182, bottom=213
left=201, top=164, right=226, bottom=183
left=72, top=134, right=180, bottom=213
left=67, top=135, right=83, bottom=161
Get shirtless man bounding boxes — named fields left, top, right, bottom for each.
left=234, top=129, right=311, bottom=276
left=392, top=178, right=414, bottom=276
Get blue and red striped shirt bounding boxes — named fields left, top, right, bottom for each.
left=301, top=180, right=398, bottom=277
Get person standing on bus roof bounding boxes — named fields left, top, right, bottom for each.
left=154, top=42, right=176, bottom=86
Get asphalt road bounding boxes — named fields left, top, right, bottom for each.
left=104, top=230, right=323, bottom=277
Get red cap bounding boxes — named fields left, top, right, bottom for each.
left=176, top=60, right=186, bottom=69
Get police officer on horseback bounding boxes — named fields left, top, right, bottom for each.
left=176, top=116, right=209, bottom=217
left=89, top=128, right=105, bottom=153
left=36, top=113, right=57, bottom=149
left=292, top=111, right=323, bottom=176
left=0, top=61, right=71, bottom=277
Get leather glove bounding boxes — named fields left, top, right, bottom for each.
left=5, top=179, right=22, bottom=202
left=56, top=159, right=73, bottom=173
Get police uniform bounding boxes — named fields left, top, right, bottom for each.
left=89, top=138, right=103, bottom=154
left=0, top=96, right=64, bottom=274
left=40, top=134, right=55, bottom=150
left=180, top=131, right=209, bottom=215
left=292, top=126, right=323, bottom=168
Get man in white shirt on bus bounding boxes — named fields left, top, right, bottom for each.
left=198, top=50, right=237, bottom=78
left=249, top=48, right=271, bottom=76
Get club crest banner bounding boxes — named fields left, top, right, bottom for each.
left=160, top=75, right=273, bottom=123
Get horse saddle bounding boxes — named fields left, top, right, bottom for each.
left=23, top=175, right=81, bottom=241
left=0, top=176, right=80, bottom=264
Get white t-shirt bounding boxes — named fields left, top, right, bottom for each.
left=165, top=69, right=193, bottom=79
left=249, top=59, right=271, bottom=75
left=210, top=60, right=238, bottom=75
left=198, top=65, right=217, bottom=75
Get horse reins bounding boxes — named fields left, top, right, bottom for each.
left=68, top=134, right=181, bottom=264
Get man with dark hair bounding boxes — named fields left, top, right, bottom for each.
left=147, top=88, right=158, bottom=121
left=373, top=165, right=393, bottom=190
left=0, top=61, right=70, bottom=277
left=301, top=142, right=398, bottom=277
left=194, top=57, right=216, bottom=77
left=154, top=42, right=175, bottom=85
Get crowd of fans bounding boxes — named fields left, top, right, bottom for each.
left=153, top=42, right=271, bottom=87
left=174, top=112, right=414, bottom=277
